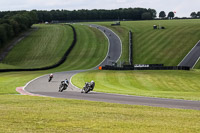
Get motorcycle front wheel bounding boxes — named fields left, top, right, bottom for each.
left=84, top=87, right=91, bottom=93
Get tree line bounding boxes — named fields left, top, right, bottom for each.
left=35, top=8, right=156, bottom=22
left=0, top=8, right=157, bottom=23
left=190, top=11, right=200, bottom=18
left=0, top=11, right=38, bottom=49
left=158, top=11, right=175, bottom=19
left=0, top=8, right=156, bottom=49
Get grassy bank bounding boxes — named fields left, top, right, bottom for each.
left=1, top=24, right=73, bottom=68
left=52, top=24, right=108, bottom=71
left=93, top=19, right=200, bottom=68
left=72, top=69, right=200, bottom=101
left=0, top=95, right=199, bottom=133
left=0, top=24, right=108, bottom=71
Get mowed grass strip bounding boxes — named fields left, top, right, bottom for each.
left=2, top=24, right=73, bottom=68
left=0, top=95, right=199, bottom=133
left=93, top=20, right=200, bottom=68
left=72, top=70, right=200, bottom=101
left=0, top=71, right=44, bottom=94
left=54, top=24, right=108, bottom=71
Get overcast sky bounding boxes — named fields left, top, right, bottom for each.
left=0, top=0, right=199, bottom=17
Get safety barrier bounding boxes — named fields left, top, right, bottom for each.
left=102, top=64, right=190, bottom=71
left=129, top=31, right=133, bottom=65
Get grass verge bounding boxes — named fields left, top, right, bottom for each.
left=0, top=95, right=199, bottom=133
left=72, top=69, right=200, bottom=101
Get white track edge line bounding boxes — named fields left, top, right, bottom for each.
left=178, top=40, right=200, bottom=66
left=192, top=57, right=200, bottom=69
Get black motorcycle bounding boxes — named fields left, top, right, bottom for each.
left=81, top=82, right=95, bottom=93
left=58, top=81, right=69, bottom=92
left=48, top=76, right=53, bottom=82
left=48, top=74, right=53, bottom=82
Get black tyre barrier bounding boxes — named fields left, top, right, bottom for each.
left=0, top=24, right=77, bottom=72
left=129, top=31, right=133, bottom=65
left=102, top=65, right=190, bottom=71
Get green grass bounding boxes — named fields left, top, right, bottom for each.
left=93, top=19, right=200, bottom=68
left=0, top=24, right=108, bottom=94
left=1, top=21, right=200, bottom=132
left=72, top=70, right=200, bottom=101
left=0, top=95, right=200, bottom=133
left=0, top=63, right=20, bottom=69
left=194, top=58, right=200, bottom=69
left=0, top=71, right=44, bottom=94
left=0, top=24, right=108, bottom=71
left=52, top=24, right=108, bottom=71
left=2, top=24, right=73, bottom=68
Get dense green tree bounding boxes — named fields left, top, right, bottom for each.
left=168, top=11, right=174, bottom=19
left=197, top=11, right=200, bottom=18
left=148, top=8, right=157, bottom=18
left=190, top=12, right=197, bottom=18
left=159, top=11, right=166, bottom=19
left=0, top=24, right=8, bottom=45
left=9, top=19, right=20, bottom=35
left=0, top=11, right=39, bottom=49
left=142, top=12, right=152, bottom=20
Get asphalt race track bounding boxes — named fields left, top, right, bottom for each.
left=178, top=40, right=200, bottom=68
left=25, top=25, right=200, bottom=110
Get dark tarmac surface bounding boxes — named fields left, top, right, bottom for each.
left=178, top=40, right=200, bottom=68
left=25, top=25, right=200, bottom=110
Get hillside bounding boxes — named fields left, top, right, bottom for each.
left=94, top=19, right=200, bottom=68
left=1, top=24, right=73, bottom=69
left=0, top=24, right=108, bottom=70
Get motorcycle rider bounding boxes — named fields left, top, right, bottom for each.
left=48, top=73, right=53, bottom=82
left=90, top=80, right=95, bottom=91
left=59, top=78, right=69, bottom=92
left=81, top=80, right=95, bottom=93
left=61, top=78, right=69, bottom=86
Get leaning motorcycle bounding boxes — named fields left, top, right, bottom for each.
left=58, top=81, right=68, bottom=92
left=48, top=76, right=53, bottom=82
left=81, top=82, right=94, bottom=93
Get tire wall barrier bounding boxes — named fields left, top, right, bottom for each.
left=0, top=24, right=77, bottom=72
left=102, top=65, right=190, bottom=71
left=129, top=31, right=133, bottom=65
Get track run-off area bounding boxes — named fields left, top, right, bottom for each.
left=24, top=24, right=200, bottom=111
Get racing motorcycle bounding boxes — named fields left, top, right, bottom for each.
left=48, top=74, right=53, bottom=82
left=58, top=80, right=69, bottom=92
left=48, top=76, right=53, bottom=82
left=81, top=81, right=95, bottom=93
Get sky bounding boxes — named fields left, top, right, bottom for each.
left=0, top=0, right=200, bottom=17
